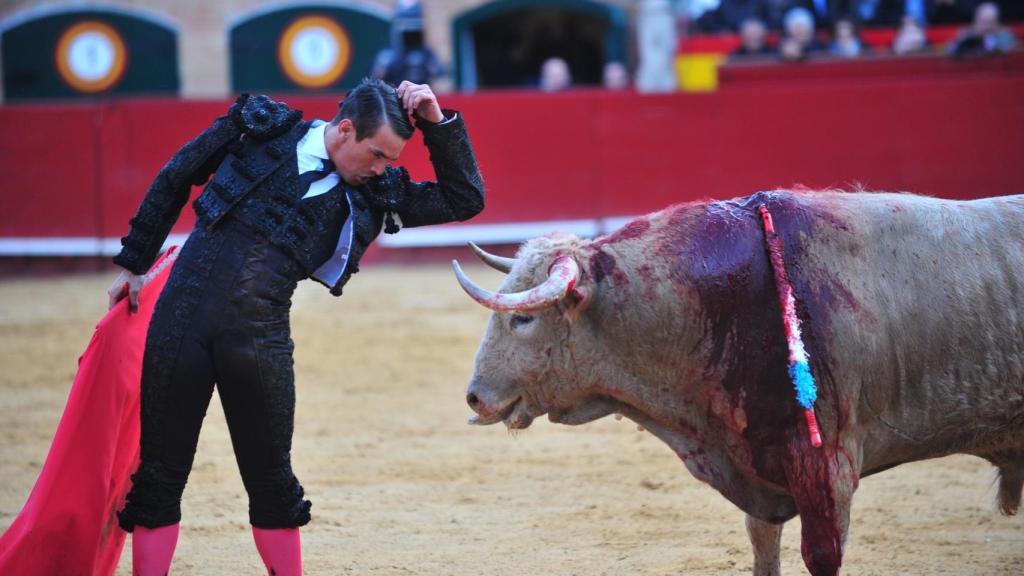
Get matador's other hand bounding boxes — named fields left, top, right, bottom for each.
left=107, top=267, right=144, bottom=313
left=396, top=81, right=444, bottom=124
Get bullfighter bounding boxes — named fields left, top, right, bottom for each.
left=106, top=78, right=485, bottom=575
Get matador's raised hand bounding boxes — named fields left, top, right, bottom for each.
left=396, top=81, right=444, bottom=124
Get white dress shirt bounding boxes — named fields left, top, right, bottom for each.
left=294, top=114, right=457, bottom=286
left=296, top=120, right=354, bottom=286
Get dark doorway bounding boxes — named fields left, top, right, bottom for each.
left=230, top=4, right=389, bottom=93
left=473, top=8, right=606, bottom=88
left=453, top=0, right=627, bottom=91
left=1, top=8, right=178, bottom=100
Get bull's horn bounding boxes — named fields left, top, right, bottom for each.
left=452, top=256, right=580, bottom=313
left=469, top=241, right=515, bottom=273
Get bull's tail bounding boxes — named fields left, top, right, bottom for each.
left=997, top=464, right=1022, bottom=516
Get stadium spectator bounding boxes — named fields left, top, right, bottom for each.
left=539, top=57, right=572, bottom=92
left=731, top=17, right=777, bottom=59
left=831, top=17, right=867, bottom=56
left=602, top=61, right=631, bottom=90
left=892, top=15, right=932, bottom=54
left=947, top=1, right=1018, bottom=55
left=779, top=7, right=827, bottom=60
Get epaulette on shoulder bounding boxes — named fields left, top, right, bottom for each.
left=230, top=94, right=303, bottom=141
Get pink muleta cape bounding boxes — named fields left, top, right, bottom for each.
left=0, top=247, right=178, bottom=575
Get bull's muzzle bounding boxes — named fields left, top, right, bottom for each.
left=465, top=380, right=522, bottom=426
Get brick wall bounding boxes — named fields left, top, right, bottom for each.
left=1, top=0, right=635, bottom=100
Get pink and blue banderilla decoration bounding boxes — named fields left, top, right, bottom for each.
left=757, top=204, right=824, bottom=448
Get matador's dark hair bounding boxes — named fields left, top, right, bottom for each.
left=330, top=78, right=415, bottom=141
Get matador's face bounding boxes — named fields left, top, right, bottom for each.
left=329, top=120, right=407, bottom=187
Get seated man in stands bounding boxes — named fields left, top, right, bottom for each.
left=779, top=7, right=826, bottom=61
left=830, top=17, right=867, bottom=57
left=948, top=1, right=1018, bottom=55
left=539, top=57, right=572, bottom=92
left=731, top=17, right=776, bottom=60
left=892, top=15, right=932, bottom=54
left=602, top=61, right=630, bottom=90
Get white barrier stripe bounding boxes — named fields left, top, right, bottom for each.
left=0, top=234, right=189, bottom=257
left=0, top=217, right=641, bottom=256
left=378, top=216, right=637, bottom=248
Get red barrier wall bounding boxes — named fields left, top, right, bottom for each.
left=1, top=53, right=1022, bottom=247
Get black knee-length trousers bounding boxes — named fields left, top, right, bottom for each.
left=118, top=221, right=312, bottom=531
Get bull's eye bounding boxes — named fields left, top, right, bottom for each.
left=510, top=314, right=534, bottom=329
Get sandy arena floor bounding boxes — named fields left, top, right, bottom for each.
left=0, top=264, right=1021, bottom=575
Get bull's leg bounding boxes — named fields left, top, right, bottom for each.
left=997, top=463, right=1023, bottom=515
left=984, top=450, right=1023, bottom=515
left=745, top=514, right=783, bottom=576
left=783, top=444, right=858, bottom=576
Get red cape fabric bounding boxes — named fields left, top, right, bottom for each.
left=0, top=248, right=177, bottom=576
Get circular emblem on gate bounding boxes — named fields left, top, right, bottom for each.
left=55, top=20, right=127, bottom=93
left=278, top=15, right=351, bottom=89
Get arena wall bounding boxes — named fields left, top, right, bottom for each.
left=1, top=53, right=1022, bottom=257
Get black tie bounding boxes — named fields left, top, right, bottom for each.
left=299, top=158, right=336, bottom=196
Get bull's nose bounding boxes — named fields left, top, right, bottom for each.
left=466, top=379, right=512, bottom=416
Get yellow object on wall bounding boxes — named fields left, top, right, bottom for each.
left=676, top=53, right=724, bottom=92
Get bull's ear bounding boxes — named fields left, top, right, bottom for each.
left=561, top=284, right=592, bottom=323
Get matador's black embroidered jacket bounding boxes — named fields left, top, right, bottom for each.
left=113, top=94, right=485, bottom=295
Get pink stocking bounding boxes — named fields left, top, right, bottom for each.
left=252, top=527, right=302, bottom=576
left=132, top=524, right=179, bottom=576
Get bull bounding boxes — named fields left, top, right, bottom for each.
left=452, top=190, right=1024, bottom=576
